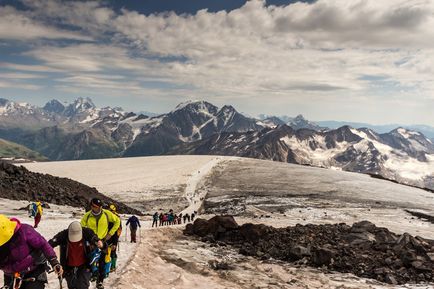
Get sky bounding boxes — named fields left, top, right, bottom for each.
left=0, top=0, right=434, bottom=125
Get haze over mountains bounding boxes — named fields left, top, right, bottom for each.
left=0, top=97, right=433, bottom=190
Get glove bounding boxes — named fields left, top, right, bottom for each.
left=53, top=264, right=63, bottom=277
left=104, top=234, right=112, bottom=242
left=49, top=258, right=63, bottom=277
left=97, top=240, right=103, bottom=249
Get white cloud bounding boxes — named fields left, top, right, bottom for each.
left=0, top=72, right=44, bottom=79
left=0, top=80, right=41, bottom=90
left=0, top=63, right=62, bottom=73
left=0, top=6, right=91, bottom=41
left=20, top=0, right=114, bottom=35
left=1, top=0, right=434, bottom=124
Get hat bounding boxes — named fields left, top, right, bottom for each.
left=90, top=198, right=102, bottom=207
left=0, top=214, right=17, bottom=246
left=68, top=221, right=83, bottom=242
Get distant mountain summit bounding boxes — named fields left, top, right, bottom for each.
left=258, top=114, right=324, bottom=131
left=63, top=97, right=96, bottom=117
left=123, top=100, right=263, bottom=156
left=289, top=114, right=324, bottom=131
left=43, top=99, right=65, bottom=114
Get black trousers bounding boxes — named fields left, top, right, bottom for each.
left=97, top=249, right=108, bottom=284
left=65, top=268, right=91, bottom=289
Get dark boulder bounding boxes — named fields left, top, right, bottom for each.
left=185, top=215, right=239, bottom=237
left=312, top=246, right=337, bottom=266
left=239, top=223, right=270, bottom=243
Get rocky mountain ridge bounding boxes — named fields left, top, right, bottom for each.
left=171, top=124, right=434, bottom=189
left=1, top=97, right=433, bottom=189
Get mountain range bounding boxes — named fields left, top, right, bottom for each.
left=0, top=97, right=433, bottom=190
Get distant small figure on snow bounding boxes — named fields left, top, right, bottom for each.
left=152, top=212, right=159, bottom=227
left=126, top=215, right=141, bottom=243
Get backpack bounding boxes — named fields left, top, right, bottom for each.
left=89, top=248, right=101, bottom=275
left=29, top=203, right=37, bottom=217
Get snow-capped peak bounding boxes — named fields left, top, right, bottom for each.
left=174, top=100, right=206, bottom=111
left=73, top=97, right=96, bottom=111
left=63, top=97, right=97, bottom=118
left=0, top=98, right=39, bottom=116
left=171, top=100, right=218, bottom=117
left=219, top=105, right=237, bottom=116
left=395, top=127, right=420, bottom=139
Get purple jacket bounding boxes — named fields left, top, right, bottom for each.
left=0, top=220, right=57, bottom=276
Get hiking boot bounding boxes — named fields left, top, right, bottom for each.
left=90, top=274, right=98, bottom=282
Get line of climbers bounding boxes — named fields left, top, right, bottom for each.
left=0, top=198, right=142, bottom=289
left=151, top=210, right=196, bottom=227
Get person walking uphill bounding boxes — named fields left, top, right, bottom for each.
left=0, top=214, right=63, bottom=289
left=152, top=212, right=158, bottom=228
left=125, top=215, right=141, bottom=243
left=107, top=204, right=122, bottom=272
left=49, top=221, right=103, bottom=289
left=34, top=201, right=43, bottom=228
left=80, top=198, right=120, bottom=289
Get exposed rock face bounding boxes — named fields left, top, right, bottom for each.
left=43, top=99, right=65, bottom=114
left=185, top=217, right=434, bottom=285
left=172, top=124, right=434, bottom=190
left=0, top=161, right=141, bottom=215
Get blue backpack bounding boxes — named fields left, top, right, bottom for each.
left=29, top=203, right=37, bottom=217
left=89, top=248, right=101, bottom=275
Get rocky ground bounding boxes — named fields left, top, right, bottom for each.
left=0, top=161, right=141, bottom=214
left=185, top=216, right=434, bottom=285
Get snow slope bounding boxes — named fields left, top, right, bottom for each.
left=24, top=155, right=221, bottom=212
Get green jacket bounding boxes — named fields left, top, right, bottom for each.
left=81, top=209, right=120, bottom=240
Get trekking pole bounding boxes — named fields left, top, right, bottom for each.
left=58, top=276, right=63, bottom=289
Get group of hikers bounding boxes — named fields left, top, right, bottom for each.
left=0, top=198, right=141, bottom=289
left=151, top=210, right=196, bottom=227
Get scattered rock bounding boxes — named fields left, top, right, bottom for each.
left=185, top=217, right=434, bottom=285
left=208, top=259, right=232, bottom=270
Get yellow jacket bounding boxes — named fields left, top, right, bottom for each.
left=36, top=202, right=43, bottom=216
left=81, top=209, right=120, bottom=239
